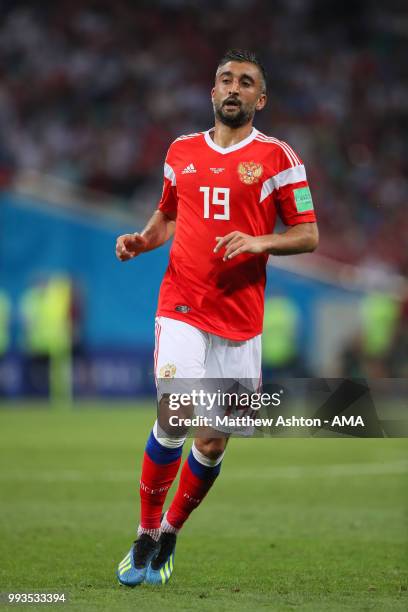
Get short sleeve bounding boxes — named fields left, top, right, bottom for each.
left=273, top=145, right=316, bottom=226
left=158, top=151, right=178, bottom=219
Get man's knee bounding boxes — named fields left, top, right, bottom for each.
left=157, top=394, right=191, bottom=438
left=194, top=437, right=228, bottom=461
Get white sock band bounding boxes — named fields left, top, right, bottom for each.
left=191, top=442, right=225, bottom=467
left=153, top=420, right=186, bottom=449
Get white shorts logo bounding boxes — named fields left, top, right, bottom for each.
left=159, top=363, right=177, bottom=379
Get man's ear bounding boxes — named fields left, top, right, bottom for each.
left=255, top=94, right=267, bottom=111
left=211, top=87, right=215, bottom=99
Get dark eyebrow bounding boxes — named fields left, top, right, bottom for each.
left=218, top=70, right=255, bottom=84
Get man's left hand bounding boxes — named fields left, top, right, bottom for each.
left=214, top=232, right=266, bottom=261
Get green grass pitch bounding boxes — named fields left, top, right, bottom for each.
left=0, top=402, right=407, bottom=611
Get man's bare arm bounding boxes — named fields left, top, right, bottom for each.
left=116, top=211, right=176, bottom=262
left=214, top=222, right=319, bottom=261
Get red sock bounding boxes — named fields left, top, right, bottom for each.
left=166, top=450, right=221, bottom=530
left=139, top=429, right=183, bottom=529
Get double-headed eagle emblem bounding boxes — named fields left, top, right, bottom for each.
left=159, top=363, right=177, bottom=379
left=237, top=161, right=263, bottom=185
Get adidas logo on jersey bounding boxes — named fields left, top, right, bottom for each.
left=182, top=163, right=197, bottom=174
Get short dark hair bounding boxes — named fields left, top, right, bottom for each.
left=217, top=49, right=267, bottom=93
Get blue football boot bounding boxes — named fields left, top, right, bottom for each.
left=145, top=532, right=177, bottom=585
left=117, top=534, right=158, bottom=586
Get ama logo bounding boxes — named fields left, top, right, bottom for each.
left=331, top=416, right=365, bottom=427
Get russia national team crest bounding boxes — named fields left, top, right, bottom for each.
left=237, top=161, right=263, bottom=184
left=159, top=363, right=177, bottom=379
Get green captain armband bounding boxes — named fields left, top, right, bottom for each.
left=293, top=187, right=314, bottom=212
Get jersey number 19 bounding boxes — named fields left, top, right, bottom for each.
left=200, top=187, right=230, bottom=221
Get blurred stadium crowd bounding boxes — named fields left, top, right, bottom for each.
left=0, top=0, right=407, bottom=275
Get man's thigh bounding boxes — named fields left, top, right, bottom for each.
left=155, top=316, right=208, bottom=380
left=201, top=334, right=263, bottom=437
left=204, top=333, right=262, bottom=380
left=155, top=316, right=208, bottom=438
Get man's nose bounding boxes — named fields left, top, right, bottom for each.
left=228, top=79, right=240, bottom=95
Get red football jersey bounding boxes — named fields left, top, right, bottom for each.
left=156, top=127, right=316, bottom=341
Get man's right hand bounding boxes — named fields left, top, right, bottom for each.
left=116, top=233, right=148, bottom=261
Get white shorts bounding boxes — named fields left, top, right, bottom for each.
left=154, top=316, right=262, bottom=436
left=154, top=316, right=262, bottom=380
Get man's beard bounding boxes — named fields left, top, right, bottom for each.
left=213, top=99, right=255, bottom=128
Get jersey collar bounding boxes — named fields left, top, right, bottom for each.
left=204, top=127, right=258, bottom=155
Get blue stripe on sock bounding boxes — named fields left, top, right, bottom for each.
left=145, top=430, right=184, bottom=464
left=187, top=450, right=221, bottom=480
